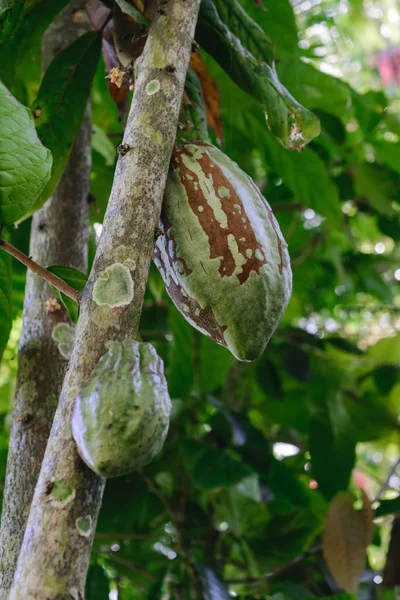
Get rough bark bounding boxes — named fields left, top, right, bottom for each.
left=383, top=514, right=400, bottom=588
left=0, top=3, right=91, bottom=597
left=10, top=1, right=200, bottom=598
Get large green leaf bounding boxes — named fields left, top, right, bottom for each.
left=0, top=81, right=52, bottom=225
left=0, top=0, right=69, bottom=92
left=277, top=59, right=351, bottom=120
left=309, top=393, right=356, bottom=500
left=196, top=0, right=320, bottom=149
left=85, top=564, right=109, bottom=600
left=375, top=496, right=400, bottom=518
left=0, top=249, right=12, bottom=362
left=353, top=164, right=396, bottom=216
left=373, top=141, right=400, bottom=176
left=261, top=132, right=342, bottom=225
left=250, top=508, right=323, bottom=571
left=168, top=307, right=194, bottom=399
left=26, top=31, right=102, bottom=220
left=199, top=336, right=233, bottom=393
left=0, top=0, right=24, bottom=44
left=239, top=0, right=298, bottom=58
left=180, top=439, right=253, bottom=490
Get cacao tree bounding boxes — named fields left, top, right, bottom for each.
left=0, top=0, right=400, bottom=599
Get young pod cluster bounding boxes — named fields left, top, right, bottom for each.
left=72, top=341, right=171, bottom=477
left=153, top=142, right=292, bottom=362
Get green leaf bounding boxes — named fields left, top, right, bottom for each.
left=47, top=265, right=87, bottom=323
left=46, top=265, right=88, bottom=291
left=250, top=508, right=323, bottom=571
left=277, top=59, right=351, bottom=119
left=309, top=393, right=356, bottom=500
left=353, top=164, right=396, bottom=215
left=180, top=439, right=253, bottom=490
left=375, top=496, right=400, bottom=518
left=373, top=141, right=400, bottom=175
left=199, top=336, right=233, bottom=393
left=196, top=563, right=230, bottom=600
left=196, top=0, right=320, bottom=149
left=85, top=564, right=109, bottom=600
left=238, top=0, right=298, bottom=59
left=92, top=125, right=117, bottom=167
left=27, top=31, right=102, bottom=219
left=366, top=335, right=400, bottom=365
left=0, top=81, right=52, bottom=225
left=0, top=0, right=69, bottom=92
left=114, top=0, right=150, bottom=27
left=0, top=0, right=24, bottom=44
left=168, top=306, right=194, bottom=399
left=0, top=249, right=12, bottom=362
left=261, top=132, right=342, bottom=225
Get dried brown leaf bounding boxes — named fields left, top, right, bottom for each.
left=189, top=52, right=223, bottom=144
left=323, top=492, right=368, bottom=593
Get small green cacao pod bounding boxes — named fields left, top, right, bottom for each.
left=72, top=341, right=171, bottom=477
left=153, top=142, right=292, bottom=362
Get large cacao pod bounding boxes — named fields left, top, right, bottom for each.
left=72, top=341, right=171, bottom=477
left=153, top=142, right=292, bottom=362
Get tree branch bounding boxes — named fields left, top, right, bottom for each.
left=9, top=1, right=200, bottom=597
left=0, top=3, right=92, bottom=596
left=91, top=548, right=157, bottom=582
left=0, top=239, right=81, bottom=302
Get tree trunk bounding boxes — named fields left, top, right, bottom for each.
left=9, top=1, right=200, bottom=598
left=0, top=2, right=91, bottom=596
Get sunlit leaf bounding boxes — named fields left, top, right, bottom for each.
left=0, top=81, right=52, bottom=225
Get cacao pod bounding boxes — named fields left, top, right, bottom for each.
left=153, top=142, right=292, bottom=362
left=72, top=341, right=171, bottom=477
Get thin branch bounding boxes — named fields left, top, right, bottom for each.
left=92, top=548, right=157, bottom=581
left=225, top=545, right=321, bottom=585
left=0, top=239, right=80, bottom=302
left=95, top=532, right=162, bottom=541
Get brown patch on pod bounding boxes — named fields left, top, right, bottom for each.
left=173, top=144, right=268, bottom=285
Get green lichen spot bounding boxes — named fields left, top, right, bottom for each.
left=93, top=263, right=134, bottom=308
left=218, top=186, right=230, bottom=199
left=51, top=478, right=73, bottom=502
left=76, top=515, right=92, bottom=537
left=182, top=304, right=190, bottom=313
left=146, top=79, right=161, bottom=95
left=52, top=323, right=75, bottom=359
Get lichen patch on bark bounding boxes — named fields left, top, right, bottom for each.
left=92, top=263, right=134, bottom=307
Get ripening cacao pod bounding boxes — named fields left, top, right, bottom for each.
left=72, top=341, right=171, bottom=477
left=153, top=142, right=292, bottom=362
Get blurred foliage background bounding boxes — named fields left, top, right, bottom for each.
left=2, top=0, right=400, bottom=598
